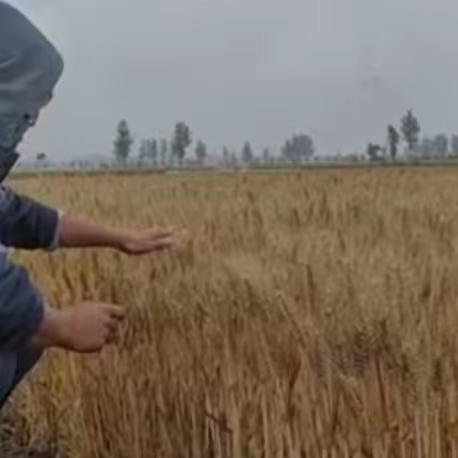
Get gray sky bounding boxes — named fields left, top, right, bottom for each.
left=7, top=0, right=458, bottom=160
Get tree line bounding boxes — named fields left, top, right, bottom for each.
left=367, top=110, right=458, bottom=162
left=113, top=120, right=316, bottom=167
left=34, top=111, right=458, bottom=168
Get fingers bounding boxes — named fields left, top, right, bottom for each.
left=123, top=227, right=188, bottom=256
left=101, top=305, right=126, bottom=346
left=103, top=313, right=124, bottom=345
left=148, top=229, right=174, bottom=241
left=105, top=317, right=120, bottom=333
left=151, top=229, right=187, bottom=249
left=144, top=227, right=174, bottom=241
left=105, top=322, right=121, bottom=345
left=103, top=304, right=127, bottom=321
left=146, top=227, right=188, bottom=243
left=151, top=237, right=174, bottom=251
left=106, top=331, right=118, bottom=345
left=134, top=236, right=175, bottom=255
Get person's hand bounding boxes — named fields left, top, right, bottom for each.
left=35, top=302, right=126, bottom=353
left=118, top=228, right=180, bottom=256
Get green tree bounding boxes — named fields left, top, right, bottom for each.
left=400, top=110, right=421, bottom=152
left=387, top=125, right=400, bottom=161
left=366, top=143, right=381, bottom=162
left=433, top=134, right=448, bottom=157
left=241, top=142, right=254, bottom=164
left=139, top=139, right=158, bottom=165
left=451, top=135, right=458, bottom=156
left=139, top=140, right=148, bottom=160
left=36, top=152, right=48, bottom=168
left=150, top=139, right=158, bottom=164
left=262, top=147, right=271, bottom=164
left=419, top=137, right=433, bottom=157
left=160, top=139, right=168, bottom=166
left=222, top=146, right=230, bottom=166
left=113, top=119, right=133, bottom=165
left=171, top=122, right=192, bottom=165
left=195, top=140, right=207, bottom=165
left=282, top=134, right=315, bottom=162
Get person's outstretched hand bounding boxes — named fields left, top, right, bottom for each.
left=119, top=229, right=175, bottom=256
left=56, top=214, right=186, bottom=255
left=35, top=302, right=126, bottom=353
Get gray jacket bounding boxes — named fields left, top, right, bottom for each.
left=0, top=2, right=64, bottom=351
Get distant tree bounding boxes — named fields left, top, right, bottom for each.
left=345, top=153, right=361, bottom=163
left=282, top=140, right=292, bottom=162
left=432, top=134, right=449, bottom=157
left=35, top=152, right=48, bottom=168
left=171, top=122, right=192, bottom=165
left=418, top=137, right=433, bottom=157
left=160, top=139, right=168, bottom=166
left=451, top=135, right=458, bottom=156
left=387, top=125, right=400, bottom=161
left=241, top=142, right=254, bottom=164
left=262, top=147, right=271, bottom=164
left=400, top=110, right=421, bottom=152
left=113, top=119, right=133, bottom=165
left=366, top=143, right=381, bottom=162
left=139, top=139, right=158, bottom=165
left=139, top=140, right=148, bottom=160
left=150, top=139, right=158, bottom=164
left=195, top=140, right=207, bottom=165
left=222, top=146, right=230, bottom=166
left=282, top=134, right=315, bottom=163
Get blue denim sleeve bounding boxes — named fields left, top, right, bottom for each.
left=0, top=186, right=59, bottom=249
left=0, top=252, right=44, bottom=352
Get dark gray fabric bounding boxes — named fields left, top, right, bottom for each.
left=0, top=1, right=63, bottom=386
left=0, top=352, right=16, bottom=406
left=0, top=186, right=59, bottom=249
left=0, top=1, right=64, bottom=146
left=0, top=252, right=45, bottom=353
left=0, top=185, right=58, bottom=351
left=0, top=344, right=43, bottom=409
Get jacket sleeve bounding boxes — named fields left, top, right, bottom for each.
left=0, top=253, right=44, bottom=351
left=0, top=186, right=59, bottom=250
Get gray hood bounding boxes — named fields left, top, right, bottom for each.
left=0, top=2, right=64, bottom=151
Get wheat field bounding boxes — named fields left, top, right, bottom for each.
left=3, top=168, right=458, bottom=457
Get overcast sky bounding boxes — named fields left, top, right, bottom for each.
left=6, top=0, right=458, bottom=160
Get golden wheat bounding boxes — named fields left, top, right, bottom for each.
left=3, top=168, right=458, bottom=457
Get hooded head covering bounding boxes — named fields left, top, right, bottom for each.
left=0, top=2, right=64, bottom=153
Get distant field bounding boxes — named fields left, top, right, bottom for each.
left=11, top=158, right=458, bottom=180
left=4, top=168, right=458, bottom=457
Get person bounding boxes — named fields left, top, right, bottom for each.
left=0, top=2, right=175, bottom=410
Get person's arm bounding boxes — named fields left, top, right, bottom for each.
left=0, top=186, right=176, bottom=255
left=0, top=186, right=59, bottom=250
left=0, top=254, right=45, bottom=352
left=0, top=252, right=126, bottom=354
left=0, top=185, right=59, bottom=351
left=56, top=214, right=175, bottom=255
left=33, top=301, right=126, bottom=353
